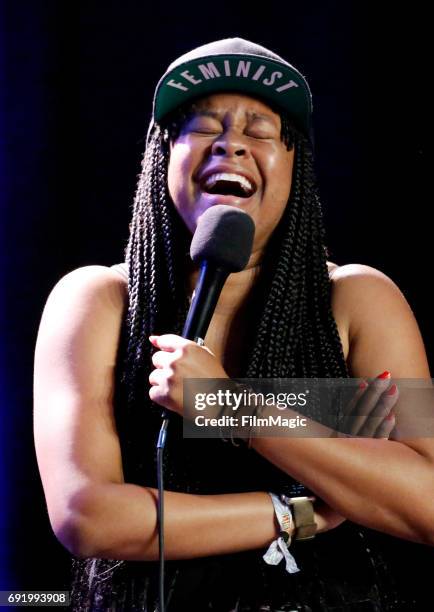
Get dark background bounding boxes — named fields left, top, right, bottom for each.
left=1, top=0, right=432, bottom=604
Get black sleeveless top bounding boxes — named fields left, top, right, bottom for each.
left=69, top=264, right=422, bottom=611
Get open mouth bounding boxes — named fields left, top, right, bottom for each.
left=200, top=172, right=257, bottom=198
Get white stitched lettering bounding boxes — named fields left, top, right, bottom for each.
left=252, top=65, right=266, bottom=81
left=198, top=62, right=221, bottom=80
left=263, top=71, right=283, bottom=86
left=276, top=80, right=299, bottom=93
left=236, top=61, right=251, bottom=77
left=180, top=70, right=202, bottom=85
left=166, top=79, right=189, bottom=91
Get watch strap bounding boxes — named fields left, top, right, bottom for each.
left=285, top=496, right=317, bottom=541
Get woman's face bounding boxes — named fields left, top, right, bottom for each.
left=167, top=93, right=294, bottom=261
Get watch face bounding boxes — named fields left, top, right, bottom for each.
left=287, top=482, right=311, bottom=497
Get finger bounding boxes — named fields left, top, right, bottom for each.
left=357, top=372, right=394, bottom=412
left=151, top=350, right=174, bottom=368
left=365, top=384, right=399, bottom=418
left=149, top=379, right=178, bottom=413
left=338, top=381, right=369, bottom=432
left=356, top=385, right=399, bottom=438
left=344, top=387, right=374, bottom=436
left=149, top=334, right=193, bottom=352
left=348, top=372, right=390, bottom=435
left=373, top=412, right=396, bottom=439
left=388, top=423, right=400, bottom=441
left=340, top=381, right=369, bottom=417
left=348, top=372, right=393, bottom=434
left=149, top=368, right=170, bottom=387
left=149, top=383, right=168, bottom=406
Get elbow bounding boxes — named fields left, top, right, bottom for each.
left=404, top=495, right=434, bottom=547
left=50, top=486, right=102, bottom=558
left=425, top=531, right=434, bottom=548
left=414, top=523, right=434, bottom=548
left=416, top=487, right=434, bottom=546
left=422, top=519, right=434, bottom=548
left=53, top=512, right=98, bottom=558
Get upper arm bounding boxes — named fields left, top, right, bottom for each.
left=33, top=265, right=128, bottom=541
left=331, top=264, right=434, bottom=454
left=331, top=264, right=431, bottom=379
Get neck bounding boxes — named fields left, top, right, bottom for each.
left=188, top=258, right=262, bottom=317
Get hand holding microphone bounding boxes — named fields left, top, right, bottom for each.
left=148, top=333, right=227, bottom=416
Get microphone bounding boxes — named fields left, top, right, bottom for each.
left=157, top=205, right=254, bottom=427
left=182, top=205, right=255, bottom=342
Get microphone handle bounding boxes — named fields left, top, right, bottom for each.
left=159, top=262, right=228, bottom=421
left=182, top=261, right=229, bottom=342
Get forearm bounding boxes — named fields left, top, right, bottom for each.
left=65, top=484, right=275, bottom=560
left=63, top=482, right=338, bottom=561
left=251, top=434, right=434, bottom=545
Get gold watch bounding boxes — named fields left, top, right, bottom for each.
left=286, top=496, right=317, bottom=541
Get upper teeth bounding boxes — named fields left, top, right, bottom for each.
left=203, top=173, right=253, bottom=193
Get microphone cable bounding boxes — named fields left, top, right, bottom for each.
left=155, top=336, right=205, bottom=612
left=156, top=411, right=169, bottom=612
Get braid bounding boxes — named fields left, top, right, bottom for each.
left=123, top=125, right=190, bottom=397
left=245, top=125, right=347, bottom=379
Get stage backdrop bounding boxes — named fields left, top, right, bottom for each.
left=1, top=0, right=432, bottom=603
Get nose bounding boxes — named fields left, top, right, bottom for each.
left=211, top=130, right=249, bottom=158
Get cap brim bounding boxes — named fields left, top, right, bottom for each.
left=153, top=53, right=312, bottom=137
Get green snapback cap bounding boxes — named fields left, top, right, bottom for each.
left=150, top=37, right=313, bottom=139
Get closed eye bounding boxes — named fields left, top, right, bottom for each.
left=245, top=127, right=279, bottom=140
left=246, top=132, right=275, bottom=140
left=191, top=129, right=222, bottom=135
left=181, top=116, right=222, bottom=135
left=246, top=118, right=280, bottom=140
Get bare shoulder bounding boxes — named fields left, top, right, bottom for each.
left=45, top=264, right=128, bottom=309
left=38, top=264, right=127, bottom=334
left=328, top=263, right=430, bottom=378
left=328, top=262, right=397, bottom=285
left=35, top=264, right=128, bottom=400
left=328, top=262, right=410, bottom=327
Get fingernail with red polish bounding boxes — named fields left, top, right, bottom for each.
left=387, top=384, right=397, bottom=396
left=359, top=380, right=368, bottom=390
left=386, top=411, right=395, bottom=420
left=377, top=371, right=391, bottom=380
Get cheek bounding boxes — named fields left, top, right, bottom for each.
left=252, top=149, right=294, bottom=248
left=167, top=149, right=185, bottom=202
left=264, top=150, right=294, bottom=215
left=167, top=141, right=195, bottom=203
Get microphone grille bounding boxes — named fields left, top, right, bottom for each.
left=190, top=205, right=255, bottom=272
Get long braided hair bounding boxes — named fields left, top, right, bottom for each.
left=71, top=104, right=349, bottom=610
left=116, top=104, right=348, bottom=478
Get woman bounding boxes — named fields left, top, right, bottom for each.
left=34, top=38, right=434, bottom=611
